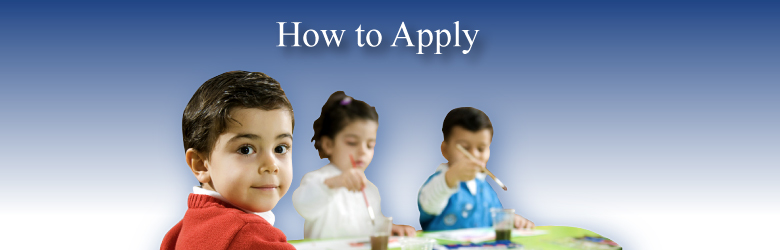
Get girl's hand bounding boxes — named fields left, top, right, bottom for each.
left=391, top=224, right=417, bottom=237
left=514, top=214, right=535, bottom=229
left=325, top=168, right=368, bottom=192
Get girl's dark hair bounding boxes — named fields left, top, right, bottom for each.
left=183, top=71, right=294, bottom=157
left=312, top=91, right=378, bottom=158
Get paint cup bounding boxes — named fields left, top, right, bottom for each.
left=401, top=237, right=437, bottom=250
left=491, top=208, right=515, bottom=241
left=371, top=217, right=393, bottom=250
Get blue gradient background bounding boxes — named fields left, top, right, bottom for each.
left=1, top=1, right=778, bottom=249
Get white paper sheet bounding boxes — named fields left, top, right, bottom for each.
left=423, top=228, right=547, bottom=243
left=291, top=236, right=403, bottom=250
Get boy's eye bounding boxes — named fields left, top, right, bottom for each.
left=346, top=141, right=358, bottom=146
left=367, top=142, right=376, bottom=149
left=274, top=145, right=288, bottom=154
left=238, top=145, right=255, bottom=155
left=478, top=147, right=485, bottom=152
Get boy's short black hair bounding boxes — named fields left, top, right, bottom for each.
left=442, top=107, right=493, bottom=141
left=182, top=71, right=294, bottom=157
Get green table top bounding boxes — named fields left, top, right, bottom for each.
left=430, top=226, right=613, bottom=250
left=289, top=226, right=618, bottom=250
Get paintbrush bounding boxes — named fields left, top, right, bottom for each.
left=455, top=144, right=508, bottom=191
left=350, top=155, right=376, bottom=225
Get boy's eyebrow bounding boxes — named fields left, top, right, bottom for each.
left=227, top=133, right=292, bottom=143
left=228, top=133, right=260, bottom=143
left=277, top=133, right=293, bottom=140
left=454, top=140, right=469, bottom=146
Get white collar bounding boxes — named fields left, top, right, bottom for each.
left=437, top=163, right=486, bottom=195
left=192, top=186, right=275, bottom=226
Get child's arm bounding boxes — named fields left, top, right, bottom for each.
left=293, top=169, right=369, bottom=219
left=418, top=170, right=460, bottom=216
left=324, top=168, right=368, bottom=192
left=419, top=156, right=484, bottom=216
left=292, top=172, right=339, bottom=219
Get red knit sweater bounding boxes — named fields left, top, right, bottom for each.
left=161, top=194, right=296, bottom=250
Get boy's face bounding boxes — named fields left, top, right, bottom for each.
left=322, top=119, right=378, bottom=172
left=202, top=108, right=293, bottom=212
left=442, top=126, right=492, bottom=165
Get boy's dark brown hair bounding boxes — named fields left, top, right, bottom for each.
left=312, top=91, right=378, bottom=158
left=182, top=71, right=294, bottom=157
left=442, top=107, right=493, bottom=141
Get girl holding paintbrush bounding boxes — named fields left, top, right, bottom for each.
left=292, top=91, right=416, bottom=239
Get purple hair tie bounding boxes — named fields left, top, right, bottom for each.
left=340, top=97, right=352, bottom=105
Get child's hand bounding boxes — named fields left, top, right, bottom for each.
left=325, top=168, right=368, bottom=192
left=444, top=155, right=486, bottom=188
left=514, top=214, right=535, bottom=229
left=391, top=224, right=417, bottom=237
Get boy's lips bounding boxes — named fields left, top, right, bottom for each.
left=251, top=184, right=280, bottom=190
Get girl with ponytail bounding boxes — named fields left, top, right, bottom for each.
left=292, top=91, right=416, bottom=239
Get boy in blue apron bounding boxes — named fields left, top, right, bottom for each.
left=418, top=107, right=535, bottom=231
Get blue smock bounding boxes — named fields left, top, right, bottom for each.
left=418, top=171, right=503, bottom=231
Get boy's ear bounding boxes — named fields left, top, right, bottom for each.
left=321, top=136, right=334, bottom=157
left=441, top=140, right=450, bottom=162
left=186, top=148, right=211, bottom=184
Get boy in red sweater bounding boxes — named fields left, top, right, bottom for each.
left=161, top=71, right=296, bottom=250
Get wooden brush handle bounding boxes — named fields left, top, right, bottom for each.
left=456, top=144, right=507, bottom=190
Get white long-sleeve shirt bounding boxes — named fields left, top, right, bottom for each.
left=418, top=163, right=487, bottom=216
left=292, top=164, right=385, bottom=239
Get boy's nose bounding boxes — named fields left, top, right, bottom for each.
left=259, top=152, right=279, bottom=174
left=471, top=150, right=487, bottom=162
left=469, top=149, right=479, bottom=158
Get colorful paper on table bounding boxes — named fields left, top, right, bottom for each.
left=545, top=236, right=622, bottom=250
left=423, top=228, right=547, bottom=243
left=291, top=236, right=402, bottom=250
left=443, top=241, right=522, bottom=249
